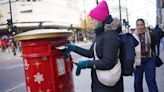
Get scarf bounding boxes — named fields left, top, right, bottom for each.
left=134, top=28, right=151, bottom=55
left=95, top=22, right=105, bottom=37
left=133, top=28, right=152, bottom=67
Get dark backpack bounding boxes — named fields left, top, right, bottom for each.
left=119, top=33, right=139, bottom=76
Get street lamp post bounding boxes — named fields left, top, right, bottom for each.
left=96, top=0, right=98, bottom=5
left=9, top=0, right=13, bottom=28
left=8, top=0, right=16, bottom=56
left=119, top=0, right=122, bottom=24
left=83, top=0, right=86, bottom=30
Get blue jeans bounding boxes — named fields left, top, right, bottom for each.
left=134, top=57, right=158, bottom=92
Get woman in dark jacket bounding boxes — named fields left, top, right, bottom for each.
left=66, top=1, right=123, bottom=92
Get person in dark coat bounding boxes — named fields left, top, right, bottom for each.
left=153, top=24, right=164, bottom=56
left=133, top=19, right=158, bottom=92
left=66, top=1, right=123, bottom=92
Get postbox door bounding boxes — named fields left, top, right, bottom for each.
left=52, top=50, right=74, bottom=92
left=23, top=56, right=56, bottom=92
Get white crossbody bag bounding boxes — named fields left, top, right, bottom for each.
left=94, top=43, right=121, bottom=86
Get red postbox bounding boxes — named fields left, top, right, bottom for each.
left=15, top=29, right=74, bottom=92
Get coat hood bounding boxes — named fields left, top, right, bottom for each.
left=104, top=18, right=121, bottom=31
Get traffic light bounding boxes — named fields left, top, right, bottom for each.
left=123, top=19, right=126, bottom=25
left=7, top=19, right=12, bottom=27
left=122, top=19, right=130, bottom=28
left=12, top=26, right=17, bottom=35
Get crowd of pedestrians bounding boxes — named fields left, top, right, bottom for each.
left=0, top=38, right=21, bottom=56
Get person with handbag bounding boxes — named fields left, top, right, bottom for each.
left=65, top=1, right=123, bottom=92
left=133, top=19, right=158, bottom=92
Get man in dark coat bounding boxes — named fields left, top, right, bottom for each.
left=153, top=25, right=164, bottom=56
left=66, top=1, right=123, bottom=92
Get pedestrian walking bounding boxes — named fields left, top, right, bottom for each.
left=152, top=24, right=164, bottom=56
left=17, top=41, right=22, bottom=53
left=133, top=19, right=158, bottom=92
left=11, top=40, right=17, bottom=56
left=7, top=40, right=12, bottom=53
left=1, top=39, right=6, bottom=52
left=66, top=1, right=123, bottom=92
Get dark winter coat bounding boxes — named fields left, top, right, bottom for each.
left=74, top=26, right=123, bottom=92
left=153, top=26, right=163, bottom=43
left=150, top=31, right=157, bottom=53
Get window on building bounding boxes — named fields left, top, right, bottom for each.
left=27, top=0, right=31, bottom=2
left=21, top=0, right=25, bottom=2
left=33, top=0, right=37, bottom=2
left=20, top=10, right=32, bottom=13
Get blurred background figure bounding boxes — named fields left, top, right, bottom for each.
left=7, top=40, right=12, bottom=53
left=152, top=24, right=164, bottom=56
left=1, top=38, right=6, bottom=52
left=17, top=41, right=22, bottom=53
left=11, top=40, right=17, bottom=56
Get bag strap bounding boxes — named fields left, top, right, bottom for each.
left=94, top=42, right=99, bottom=60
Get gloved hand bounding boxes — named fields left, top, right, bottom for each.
left=76, top=60, right=90, bottom=76
left=62, top=49, right=69, bottom=59
left=76, top=66, right=82, bottom=76
left=65, top=44, right=76, bottom=52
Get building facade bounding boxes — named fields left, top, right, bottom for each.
left=0, top=0, right=81, bottom=36
left=157, top=0, right=164, bottom=29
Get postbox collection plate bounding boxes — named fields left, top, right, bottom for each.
left=56, top=58, right=66, bottom=76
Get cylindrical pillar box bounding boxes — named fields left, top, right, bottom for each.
left=15, top=29, right=74, bottom=92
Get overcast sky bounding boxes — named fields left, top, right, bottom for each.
left=1, top=0, right=157, bottom=28
left=80, top=0, right=157, bottom=28
left=127, top=0, right=156, bottom=28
